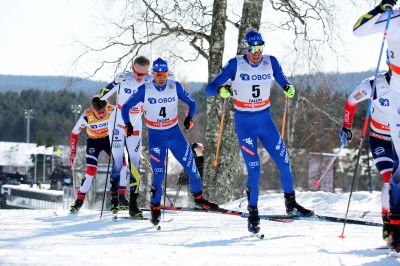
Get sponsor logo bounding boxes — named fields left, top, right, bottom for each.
left=374, top=147, right=385, bottom=157
left=243, top=137, right=254, bottom=147
left=124, top=88, right=132, bottom=94
left=147, top=97, right=176, bottom=104
left=275, top=138, right=282, bottom=150
left=154, top=168, right=164, bottom=173
left=151, top=147, right=161, bottom=155
left=88, top=147, right=95, bottom=154
left=90, top=122, right=107, bottom=129
left=89, top=116, right=94, bottom=120
left=263, top=60, right=269, bottom=65
left=113, top=129, right=119, bottom=135
left=240, top=73, right=250, bottom=81
left=112, top=143, right=121, bottom=148
left=240, top=73, right=271, bottom=81
left=249, top=161, right=260, bottom=167
left=148, top=97, right=157, bottom=104
left=134, top=140, right=141, bottom=152
left=149, top=154, right=161, bottom=163
left=241, top=145, right=255, bottom=156
left=379, top=98, right=389, bottom=106
left=183, top=144, right=189, bottom=161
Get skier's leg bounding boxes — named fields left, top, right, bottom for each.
left=258, top=109, right=313, bottom=216
left=108, top=111, right=125, bottom=195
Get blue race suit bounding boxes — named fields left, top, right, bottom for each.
left=205, top=54, right=293, bottom=207
left=122, top=79, right=202, bottom=205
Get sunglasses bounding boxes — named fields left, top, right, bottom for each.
left=154, top=72, right=169, bottom=78
left=133, top=68, right=148, bottom=77
left=246, top=44, right=264, bottom=54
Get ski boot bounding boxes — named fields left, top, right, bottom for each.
left=70, top=192, right=86, bottom=214
left=129, top=193, right=143, bottom=219
left=389, top=213, right=400, bottom=253
left=110, top=192, right=119, bottom=214
left=247, top=206, right=260, bottom=234
left=118, top=195, right=129, bottom=211
left=150, top=204, right=161, bottom=226
left=193, top=192, right=219, bottom=211
left=382, top=211, right=391, bottom=243
left=284, top=193, right=314, bottom=217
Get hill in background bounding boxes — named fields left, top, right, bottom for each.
left=0, top=70, right=378, bottom=95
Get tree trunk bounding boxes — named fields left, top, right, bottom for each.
left=203, top=0, right=230, bottom=203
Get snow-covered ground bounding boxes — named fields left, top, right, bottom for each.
left=0, top=191, right=398, bottom=266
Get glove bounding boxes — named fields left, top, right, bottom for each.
left=125, top=122, right=134, bottom=137
left=68, top=152, right=75, bottom=166
left=218, top=85, right=232, bottom=99
left=184, top=116, right=193, bottom=130
left=283, top=84, right=295, bottom=98
left=339, top=126, right=352, bottom=146
left=379, top=0, right=397, bottom=11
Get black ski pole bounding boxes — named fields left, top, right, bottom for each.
left=162, top=149, right=169, bottom=218
left=100, top=85, right=120, bottom=219
left=340, top=9, right=393, bottom=238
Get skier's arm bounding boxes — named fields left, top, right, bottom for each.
left=205, top=58, right=237, bottom=96
left=353, top=5, right=394, bottom=36
left=121, top=84, right=145, bottom=125
left=176, top=81, right=196, bottom=118
left=69, top=112, right=88, bottom=162
left=270, top=56, right=291, bottom=88
left=99, top=72, right=127, bottom=100
left=342, top=79, right=372, bottom=129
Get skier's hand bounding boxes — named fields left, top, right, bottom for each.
left=339, top=126, right=352, bottom=146
left=125, top=122, right=134, bottom=137
left=283, top=84, right=295, bottom=99
left=218, top=85, right=232, bottom=99
left=379, top=0, right=397, bottom=11
left=184, top=115, right=193, bottom=130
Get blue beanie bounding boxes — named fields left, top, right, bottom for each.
left=152, top=58, right=169, bottom=72
left=245, top=30, right=264, bottom=46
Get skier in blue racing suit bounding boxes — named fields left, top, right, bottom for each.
left=205, top=30, right=314, bottom=234
left=122, top=58, right=219, bottom=225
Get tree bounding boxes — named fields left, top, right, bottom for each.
left=74, top=0, right=338, bottom=203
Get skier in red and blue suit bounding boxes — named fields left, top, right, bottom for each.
left=205, top=30, right=313, bottom=234
left=122, top=58, right=219, bottom=226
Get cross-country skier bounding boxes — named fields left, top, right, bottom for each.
left=339, top=58, right=393, bottom=242
left=353, top=0, right=400, bottom=251
left=204, top=30, right=314, bottom=234
left=69, top=96, right=125, bottom=213
left=121, top=58, right=219, bottom=226
left=99, top=56, right=150, bottom=218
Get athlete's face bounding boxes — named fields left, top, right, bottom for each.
left=246, top=49, right=263, bottom=65
left=94, top=108, right=107, bottom=119
left=133, top=64, right=149, bottom=83
left=153, top=72, right=168, bottom=86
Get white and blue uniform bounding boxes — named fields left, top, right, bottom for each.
left=99, top=72, right=150, bottom=193
left=353, top=7, right=400, bottom=214
left=122, top=79, right=202, bottom=205
left=205, top=54, right=293, bottom=207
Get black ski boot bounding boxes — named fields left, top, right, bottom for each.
left=70, top=192, right=86, bottom=214
left=382, top=212, right=391, bottom=242
left=70, top=199, right=84, bottom=214
left=284, top=193, right=314, bottom=217
left=390, top=213, right=400, bottom=253
left=118, top=195, right=129, bottom=211
left=193, top=192, right=219, bottom=211
left=247, top=206, right=260, bottom=234
left=110, top=192, right=119, bottom=214
left=129, top=193, right=143, bottom=219
left=150, top=204, right=161, bottom=226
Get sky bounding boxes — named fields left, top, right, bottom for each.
left=0, top=0, right=388, bottom=83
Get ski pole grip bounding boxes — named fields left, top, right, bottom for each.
left=382, top=4, right=393, bottom=11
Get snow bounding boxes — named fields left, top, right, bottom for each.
left=0, top=191, right=399, bottom=266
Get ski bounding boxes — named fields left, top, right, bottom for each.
left=117, top=216, right=173, bottom=222
left=154, top=206, right=294, bottom=223
left=154, top=206, right=383, bottom=227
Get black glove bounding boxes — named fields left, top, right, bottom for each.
left=184, top=116, right=193, bottom=130
left=340, top=126, right=353, bottom=142
left=125, top=122, right=133, bottom=137
left=379, top=0, right=397, bottom=12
